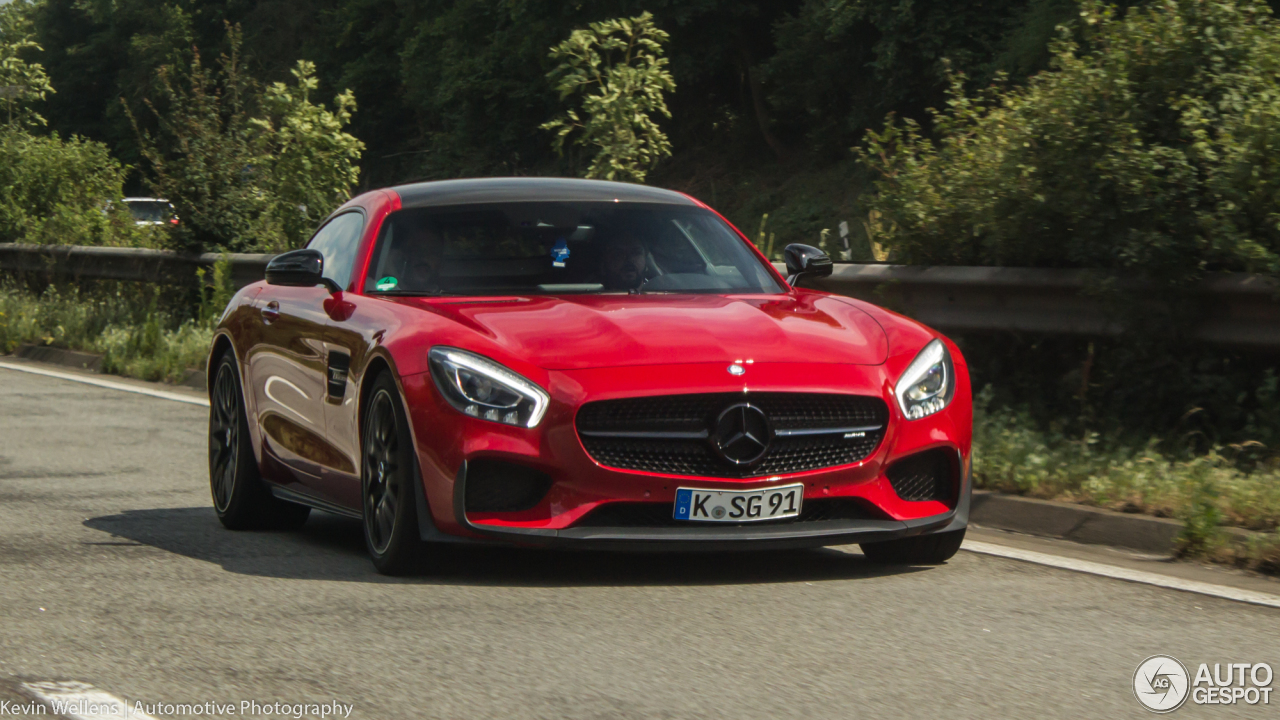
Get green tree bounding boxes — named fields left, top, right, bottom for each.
left=541, top=11, right=676, bottom=182
left=129, top=25, right=363, bottom=252
left=253, top=60, right=365, bottom=246
left=0, top=0, right=54, bottom=129
left=128, top=27, right=273, bottom=253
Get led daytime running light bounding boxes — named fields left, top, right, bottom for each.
left=894, top=339, right=954, bottom=421
left=429, top=347, right=550, bottom=428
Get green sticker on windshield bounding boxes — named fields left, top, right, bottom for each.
left=375, top=276, right=398, bottom=291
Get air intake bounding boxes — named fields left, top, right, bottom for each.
left=464, top=459, right=553, bottom=513
left=885, top=448, right=957, bottom=503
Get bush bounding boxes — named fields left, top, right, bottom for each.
left=0, top=127, right=149, bottom=246
left=858, top=0, right=1280, bottom=282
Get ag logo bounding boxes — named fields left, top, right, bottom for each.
left=1134, top=655, right=1190, bottom=713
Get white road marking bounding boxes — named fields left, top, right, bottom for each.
left=963, top=540, right=1280, bottom=609
left=21, top=681, right=157, bottom=720
left=0, top=362, right=209, bottom=407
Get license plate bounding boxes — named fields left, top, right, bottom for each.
left=673, top=484, right=804, bottom=523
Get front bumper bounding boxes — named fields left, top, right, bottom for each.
left=403, top=360, right=974, bottom=549
left=440, top=461, right=972, bottom=551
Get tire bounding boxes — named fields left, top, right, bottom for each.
left=360, top=373, right=423, bottom=575
left=860, top=528, right=966, bottom=565
left=209, top=351, right=311, bottom=531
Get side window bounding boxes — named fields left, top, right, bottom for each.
left=306, top=212, right=365, bottom=291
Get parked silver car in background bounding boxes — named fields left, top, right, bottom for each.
left=121, top=197, right=178, bottom=226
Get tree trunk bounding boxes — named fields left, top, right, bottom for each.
left=737, top=44, right=788, bottom=162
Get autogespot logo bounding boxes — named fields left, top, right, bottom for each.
left=1132, top=656, right=1275, bottom=712
left=1134, top=655, right=1191, bottom=713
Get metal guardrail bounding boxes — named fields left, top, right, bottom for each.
left=778, top=262, right=1280, bottom=349
left=0, top=243, right=272, bottom=290
left=1, top=243, right=1276, bottom=348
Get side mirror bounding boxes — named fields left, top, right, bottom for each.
left=784, top=243, right=834, bottom=286
left=265, top=249, right=341, bottom=293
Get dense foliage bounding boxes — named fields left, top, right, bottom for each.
left=859, top=0, right=1280, bottom=281
left=0, top=128, right=140, bottom=245
left=26, top=1, right=1160, bottom=186
left=129, top=26, right=363, bottom=253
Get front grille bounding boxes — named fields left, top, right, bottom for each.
left=573, top=498, right=877, bottom=528
left=576, top=392, right=888, bottom=478
left=465, top=459, right=554, bottom=513
left=886, top=448, right=956, bottom=502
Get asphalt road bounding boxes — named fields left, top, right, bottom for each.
left=1, top=365, right=1278, bottom=719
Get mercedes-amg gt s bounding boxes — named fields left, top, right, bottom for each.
left=207, top=178, right=972, bottom=574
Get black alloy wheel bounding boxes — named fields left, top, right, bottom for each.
left=859, top=528, right=966, bottom=565
left=209, top=351, right=310, bottom=530
left=209, top=360, right=241, bottom=514
left=361, top=374, right=422, bottom=575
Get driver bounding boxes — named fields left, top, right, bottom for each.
left=392, top=221, right=444, bottom=292
left=601, top=234, right=648, bottom=291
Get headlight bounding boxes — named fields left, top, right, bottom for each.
left=428, top=347, right=550, bottom=428
left=894, top=339, right=955, bottom=420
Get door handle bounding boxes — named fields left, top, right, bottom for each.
left=261, top=301, right=280, bottom=324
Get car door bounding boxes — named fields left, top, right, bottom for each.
left=248, top=212, right=365, bottom=493
left=317, top=202, right=403, bottom=510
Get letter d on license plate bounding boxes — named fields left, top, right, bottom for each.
left=673, top=484, right=804, bottom=522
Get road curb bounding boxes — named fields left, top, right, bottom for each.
left=10, top=344, right=206, bottom=389
left=970, top=490, right=1259, bottom=554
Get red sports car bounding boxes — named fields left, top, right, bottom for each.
left=207, top=178, right=972, bottom=574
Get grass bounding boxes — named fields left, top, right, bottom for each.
left=0, top=283, right=213, bottom=383
left=973, top=386, right=1280, bottom=571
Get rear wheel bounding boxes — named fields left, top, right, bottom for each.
left=209, top=351, right=310, bottom=530
left=361, top=374, right=423, bottom=575
left=860, top=528, right=966, bottom=565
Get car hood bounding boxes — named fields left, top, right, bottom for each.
left=406, top=293, right=888, bottom=370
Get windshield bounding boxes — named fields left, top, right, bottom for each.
left=362, top=202, right=784, bottom=296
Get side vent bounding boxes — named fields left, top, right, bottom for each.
left=327, top=352, right=351, bottom=400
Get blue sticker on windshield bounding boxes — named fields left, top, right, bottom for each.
left=551, top=237, right=570, bottom=267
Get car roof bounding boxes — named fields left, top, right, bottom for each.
left=389, top=177, right=698, bottom=209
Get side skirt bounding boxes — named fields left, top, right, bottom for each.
left=270, top=485, right=361, bottom=520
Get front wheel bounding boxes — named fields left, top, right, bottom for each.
left=860, top=528, right=966, bottom=565
left=209, top=351, right=310, bottom=530
left=361, top=374, right=424, bottom=575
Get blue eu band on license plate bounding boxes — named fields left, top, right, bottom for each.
left=673, top=484, right=804, bottom=523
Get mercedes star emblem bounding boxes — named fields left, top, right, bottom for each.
left=711, top=403, right=772, bottom=465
